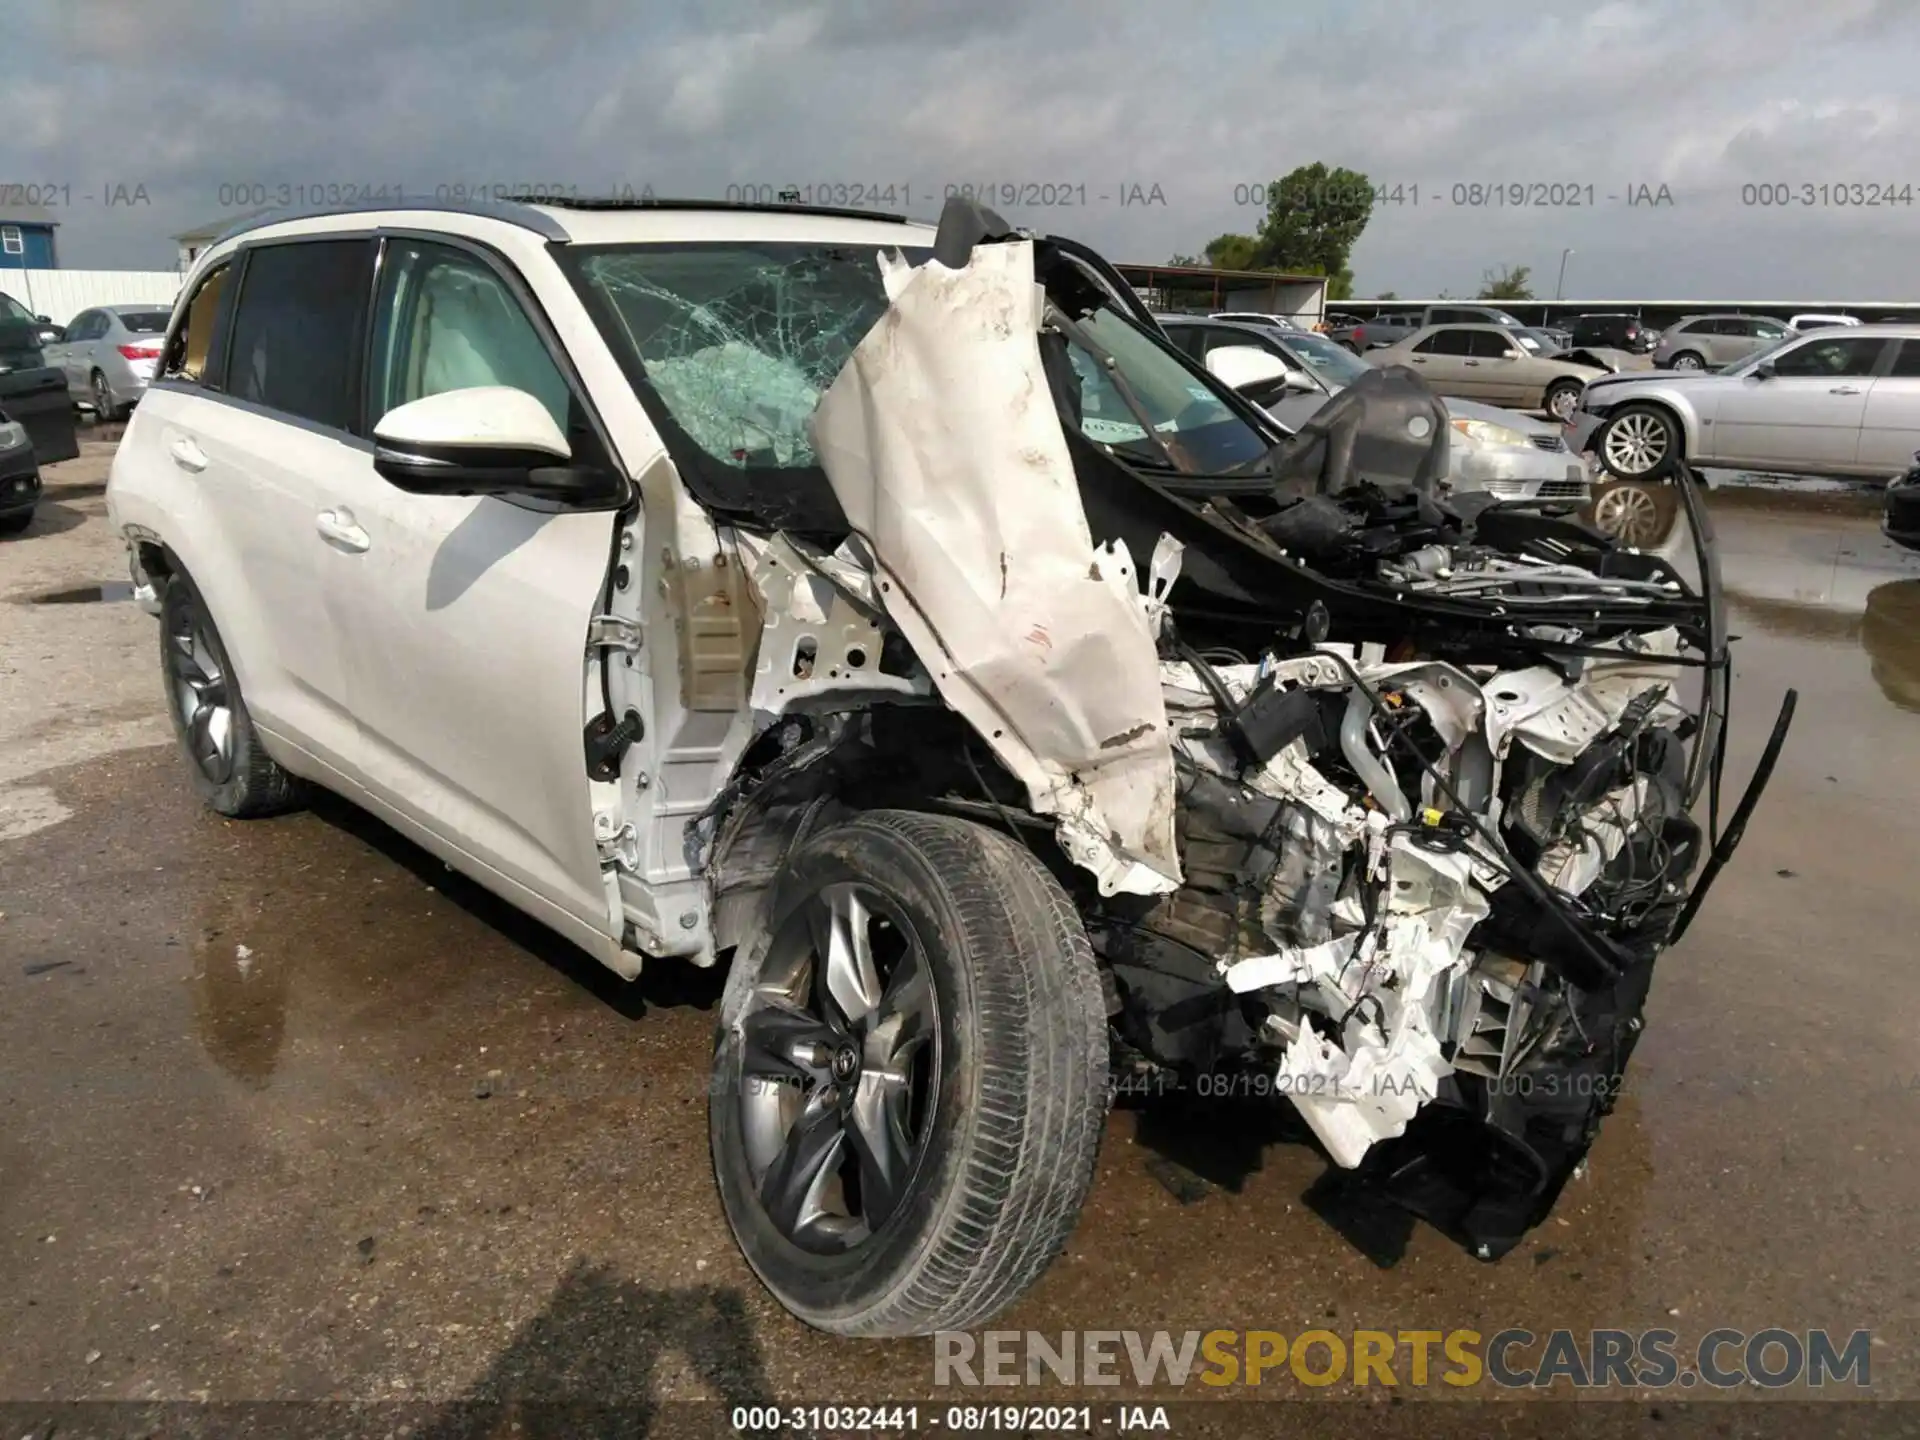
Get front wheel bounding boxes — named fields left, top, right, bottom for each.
left=1544, top=379, right=1583, bottom=422
left=1597, top=403, right=1680, bottom=479
left=1669, top=351, right=1705, bottom=372
left=710, top=810, right=1108, bottom=1336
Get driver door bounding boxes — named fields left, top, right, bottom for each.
left=313, top=234, right=624, bottom=955
left=1710, top=334, right=1886, bottom=470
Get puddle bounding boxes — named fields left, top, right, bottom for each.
left=21, top=581, right=135, bottom=605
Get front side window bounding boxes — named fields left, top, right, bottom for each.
left=1057, top=306, right=1271, bottom=472
left=226, top=240, right=373, bottom=428
left=0, top=292, right=32, bottom=323
left=367, top=239, right=572, bottom=432
left=1769, top=336, right=1888, bottom=378
left=1888, top=341, right=1920, bottom=378
left=1466, top=330, right=1514, bottom=358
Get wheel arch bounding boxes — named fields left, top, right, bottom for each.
left=1599, top=395, right=1697, bottom=465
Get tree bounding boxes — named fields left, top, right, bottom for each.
left=1167, top=252, right=1201, bottom=267
left=1478, top=264, right=1534, bottom=301
left=1374, top=290, right=1399, bottom=300
left=1252, top=163, right=1374, bottom=280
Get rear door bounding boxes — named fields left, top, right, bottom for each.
left=1855, top=339, right=1920, bottom=473
left=1406, top=327, right=1480, bottom=395
left=313, top=232, right=624, bottom=953
left=48, top=309, right=92, bottom=391
left=1464, top=327, right=1529, bottom=403
left=1711, top=333, right=1887, bottom=471
left=181, top=238, right=369, bottom=770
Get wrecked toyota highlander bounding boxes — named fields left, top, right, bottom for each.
left=107, top=195, right=1789, bottom=1338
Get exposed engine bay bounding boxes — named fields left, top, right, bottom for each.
left=696, top=199, right=1789, bottom=1260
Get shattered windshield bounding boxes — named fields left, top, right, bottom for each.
left=567, top=242, right=933, bottom=472
left=1056, top=306, right=1273, bottom=474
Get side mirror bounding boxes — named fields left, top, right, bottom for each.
left=1204, top=344, right=1292, bottom=393
left=372, top=386, right=606, bottom=501
left=1752, top=362, right=1774, bottom=380
left=1502, top=348, right=1525, bottom=360
left=38, top=325, right=65, bottom=344
left=33, top=314, right=49, bottom=324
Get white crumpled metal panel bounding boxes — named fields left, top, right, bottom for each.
left=810, top=240, right=1180, bottom=895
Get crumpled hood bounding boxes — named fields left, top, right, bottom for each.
left=809, top=239, right=1182, bottom=895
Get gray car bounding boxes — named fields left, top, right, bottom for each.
left=1566, top=324, right=1920, bottom=483
left=1159, top=315, right=1589, bottom=500
left=43, top=303, right=174, bottom=419
left=1651, top=313, right=1789, bottom=371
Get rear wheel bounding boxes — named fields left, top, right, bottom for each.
left=1597, top=402, right=1680, bottom=479
left=710, top=809, right=1108, bottom=1336
left=91, top=370, right=118, bottom=422
left=160, top=567, right=305, bottom=817
left=1544, top=378, right=1583, bottom=422
left=0, top=510, right=32, bottom=536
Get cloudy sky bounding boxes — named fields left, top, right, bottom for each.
left=11, top=0, right=1920, bottom=299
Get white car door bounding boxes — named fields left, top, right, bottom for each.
left=1710, top=334, right=1887, bottom=472
left=1856, top=339, right=1920, bottom=474
left=312, top=233, right=624, bottom=956
left=126, top=244, right=360, bottom=773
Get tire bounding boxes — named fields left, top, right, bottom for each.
left=1543, top=378, right=1583, bottom=422
left=159, top=567, right=305, bottom=817
left=0, top=509, right=32, bottom=536
left=1596, top=402, right=1680, bottom=479
left=1589, top=479, right=1679, bottom=547
left=91, top=370, right=118, bottom=422
left=710, top=809, right=1108, bottom=1336
left=1668, top=351, right=1705, bottom=372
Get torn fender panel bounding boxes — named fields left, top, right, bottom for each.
left=811, top=238, right=1180, bottom=895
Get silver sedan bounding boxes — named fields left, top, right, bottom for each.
left=42, top=304, right=173, bottom=419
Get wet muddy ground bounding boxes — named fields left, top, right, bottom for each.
left=3, top=440, right=1917, bottom=1430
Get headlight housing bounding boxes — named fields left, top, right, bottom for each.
left=0, top=420, right=28, bottom=453
left=1449, top=416, right=1532, bottom=449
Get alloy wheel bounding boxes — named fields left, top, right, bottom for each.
left=92, top=372, right=113, bottom=420
left=165, top=594, right=235, bottom=785
left=1547, top=386, right=1580, bottom=421
left=734, top=882, right=940, bottom=1254
left=1602, top=411, right=1669, bottom=475
left=1593, top=483, right=1665, bottom=546
left=1671, top=353, right=1703, bottom=371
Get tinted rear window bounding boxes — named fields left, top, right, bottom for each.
left=226, top=240, right=373, bottom=431
left=117, top=311, right=170, bottom=334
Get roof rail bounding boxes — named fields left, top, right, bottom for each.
left=521, top=194, right=911, bottom=224
left=211, top=195, right=571, bottom=247
left=207, top=193, right=920, bottom=252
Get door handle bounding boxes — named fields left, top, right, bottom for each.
left=315, top=507, right=371, bottom=552
left=168, top=436, right=208, bottom=472
left=1464, top=360, right=1481, bottom=367
left=1829, top=386, right=1862, bottom=395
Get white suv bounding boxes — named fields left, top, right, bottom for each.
left=110, top=196, right=1755, bottom=1335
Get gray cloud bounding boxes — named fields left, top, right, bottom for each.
left=11, top=0, right=1920, bottom=299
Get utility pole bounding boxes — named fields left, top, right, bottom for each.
left=1555, top=248, right=1575, bottom=301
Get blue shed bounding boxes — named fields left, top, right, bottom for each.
left=0, top=204, right=60, bottom=269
